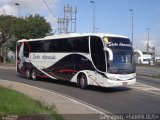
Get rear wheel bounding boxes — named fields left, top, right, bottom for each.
left=25, top=68, right=31, bottom=79
left=78, top=73, right=88, bottom=89
left=31, top=69, right=37, bottom=80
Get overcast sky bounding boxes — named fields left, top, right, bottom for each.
left=0, top=0, right=160, bottom=55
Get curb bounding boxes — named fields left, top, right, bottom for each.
left=0, top=79, right=108, bottom=120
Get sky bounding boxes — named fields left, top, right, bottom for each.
left=0, top=0, right=160, bottom=55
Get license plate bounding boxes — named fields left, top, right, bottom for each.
left=123, top=82, right=128, bottom=86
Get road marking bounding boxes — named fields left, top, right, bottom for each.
left=130, top=82, right=160, bottom=95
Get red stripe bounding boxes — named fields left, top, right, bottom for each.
left=36, top=74, right=49, bottom=78
left=57, top=69, right=78, bottom=73
left=88, top=75, right=101, bottom=87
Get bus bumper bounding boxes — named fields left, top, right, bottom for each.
left=106, top=78, right=136, bottom=87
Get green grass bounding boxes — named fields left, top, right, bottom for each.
left=137, top=74, right=160, bottom=79
left=0, top=86, right=64, bottom=120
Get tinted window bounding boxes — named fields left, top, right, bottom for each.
left=105, top=37, right=132, bottom=50
left=49, top=39, right=62, bottom=52
left=90, top=36, right=106, bottom=72
left=74, top=37, right=89, bottom=53
left=28, top=37, right=89, bottom=53
left=61, top=37, right=89, bottom=53
left=24, top=43, right=29, bottom=57
left=29, top=41, right=44, bottom=52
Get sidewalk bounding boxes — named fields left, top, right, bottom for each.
left=0, top=63, right=15, bottom=70
left=0, top=79, right=106, bottom=120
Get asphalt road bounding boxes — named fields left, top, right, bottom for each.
left=0, top=68, right=160, bottom=114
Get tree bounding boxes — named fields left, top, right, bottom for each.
left=0, top=15, right=17, bottom=63
left=0, top=15, right=17, bottom=48
left=25, top=14, right=52, bottom=39
left=0, top=14, right=52, bottom=63
left=12, top=14, right=52, bottom=40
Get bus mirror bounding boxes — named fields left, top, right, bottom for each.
left=104, top=48, right=113, bottom=61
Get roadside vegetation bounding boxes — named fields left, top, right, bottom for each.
left=136, top=64, right=160, bottom=79
left=0, top=86, right=64, bottom=120
left=137, top=73, right=160, bottom=79
left=0, top=14, right=52, bottom=63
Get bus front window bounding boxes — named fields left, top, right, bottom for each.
left=107, top=50, right=135, bottom=74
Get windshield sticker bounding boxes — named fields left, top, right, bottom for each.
left=107, top=42, right=132, bottom=47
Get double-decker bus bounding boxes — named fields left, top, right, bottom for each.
left=16, top=33, right=136, bottom=88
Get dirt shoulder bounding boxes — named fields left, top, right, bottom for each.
left=0, top=63, right=16, bottom=70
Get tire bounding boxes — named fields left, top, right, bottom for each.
left=78, top=73, right=88, bottom=89
left=31, top=69, right=37, bottom=80
left=25, top=68, right=31, bottom=79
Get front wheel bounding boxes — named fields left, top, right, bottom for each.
left=78, top=73, right=88, bottom=89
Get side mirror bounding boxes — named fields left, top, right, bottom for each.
left=104, top=48, right=113, bottom=61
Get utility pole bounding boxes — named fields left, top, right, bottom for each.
left=146, top=28, right=150, bottom=54
left=58, top=4, right=77, bottom=34
left=64, top=4, right=77, bottom=34
left=90, top=1, right=95, bottom=33
left=129, top=9, right=134, bottom=46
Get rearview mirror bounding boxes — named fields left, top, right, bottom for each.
left=104, top=48, right=113, bottom=61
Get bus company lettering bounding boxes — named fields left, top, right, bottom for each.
left=107, top=42, right=131, bottom=47
left=32, top=54, right=56, bottom=60
left=32, top=54, right=40, bottom=59
left=42, top=54, right=56, bottom=60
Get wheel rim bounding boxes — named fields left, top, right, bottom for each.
left=32, top=70, right=36, bottom=80
left=80, top=74, right=86, bottom=88
left=80, top=77, right=85, bottom=87
left=25, top=69, right=30, bottom=79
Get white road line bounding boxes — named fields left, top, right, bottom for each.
left=131, top=82, right=160, bottom=95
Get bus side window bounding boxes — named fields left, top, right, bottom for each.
left=73, top=37, right=89, bottom=53
left=24, top=43, right=29, bottom=57
left=62, top=39, right=73, bottom=52
left=50, top=39, right=62, bottom=52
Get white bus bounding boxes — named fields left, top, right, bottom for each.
left=16, top=33, right=136, bottom=88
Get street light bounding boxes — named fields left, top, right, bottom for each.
left=129, top=9, right=134, bottom=46
left=146, top=28, right=151, bottom=54
left=90, top=1, right=95, bottom=33
left=15, top=3, right=20, bottom=17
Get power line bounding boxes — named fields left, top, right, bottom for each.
left=42, top=0, right=57, bottom=19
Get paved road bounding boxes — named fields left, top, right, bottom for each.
left=0, top=68, right=160, bottom=114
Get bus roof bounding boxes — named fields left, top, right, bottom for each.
left=17, top=33, right=129, bottom=42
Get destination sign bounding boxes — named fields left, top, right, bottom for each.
left=103, top=37, right=132, bottom=50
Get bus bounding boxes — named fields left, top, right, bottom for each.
left=16, top=33, right=136, bottom=88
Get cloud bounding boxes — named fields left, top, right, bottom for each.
left=0, top=3, right=17, bottom=16
left=136, top=33, right=160, bottom=55
left=0, top=0, right=61, bottom=17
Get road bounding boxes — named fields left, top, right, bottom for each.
left=0, top=68, right=160, bottom=114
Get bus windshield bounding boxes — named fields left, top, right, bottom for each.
left=107, top=50, right=136, bottom=74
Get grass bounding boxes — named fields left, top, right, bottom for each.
left=0, top=86, right=64, bottom=120
left=150, top=74, right=160, bottom=79
left=137, top=74, right=160, bottom=79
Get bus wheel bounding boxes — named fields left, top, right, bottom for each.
left=78, top=73, right=88, bottom=89
left=25, top=68, right=31, bottom=79
left=31, top=69, right=37, bottom=80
